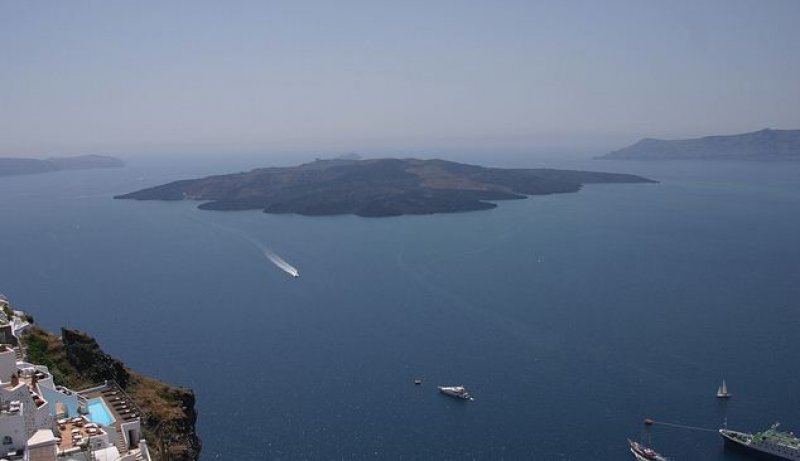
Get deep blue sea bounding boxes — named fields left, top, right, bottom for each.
left=1, top=153, right=799, bottom=460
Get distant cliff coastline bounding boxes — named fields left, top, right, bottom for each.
left=599, top=128, right=800, bottom=160
left=116, top=157, right=655, bottom=217
left=0, top=155, right=125, bottom=177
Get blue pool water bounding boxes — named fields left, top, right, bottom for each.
left=87, top=398, right=115, bottom=426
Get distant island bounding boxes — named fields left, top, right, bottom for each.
left=599, top=128, right=800, bottom=160
left=115, top=158, right=655, bottom=217
left=0, top=154, right=125, bottom=177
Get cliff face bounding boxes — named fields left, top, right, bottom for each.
left=129, top=371, right=200, bottom=461
left=60, top=328, right=130, bottom=388
left=24, top=326, right=201, bottom=460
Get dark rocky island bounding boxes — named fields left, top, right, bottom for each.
left=116, top=158, right=655, bottom=217
left=0, top=154, right=124, bottom=176
left=599, top=128, right=800, bottom=160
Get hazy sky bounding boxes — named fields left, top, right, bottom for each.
left=2, top=0, right=799, bottom=157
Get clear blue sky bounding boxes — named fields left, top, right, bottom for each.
left=2, top=0, right=799, bottom=156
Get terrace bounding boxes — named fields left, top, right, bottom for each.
left=55, top=415, right=106, bottom=450
left=4, top=366, right=51, bottom=389
left=0, top=399, right=21, bottom=417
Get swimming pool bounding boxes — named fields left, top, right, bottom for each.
left=86, top=398, right=115, bottom=426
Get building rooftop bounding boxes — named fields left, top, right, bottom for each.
left=28, top=428, right=58, bottom=448
left=2, top=366, right=52, bottom=394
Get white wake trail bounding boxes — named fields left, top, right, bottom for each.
left=187, top=215, right=299, bottom=278
left=262, top=247, right=300, bottom=277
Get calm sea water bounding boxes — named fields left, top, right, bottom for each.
left=1, top=153, right=799, bottom=460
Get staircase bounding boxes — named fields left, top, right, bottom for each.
left=114, top=428, right=128, bottom=454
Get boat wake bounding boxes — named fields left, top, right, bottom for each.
left=262, top=248, right=300, bottom=278
left=187, top=215, right=299, bottom=278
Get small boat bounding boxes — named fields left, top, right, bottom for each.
left=716, top=380, right=731, bottom=398
left=438, top=385, right=473, bottom=400
left=414, top=378, right=423, bottom=385
left=628, top=439, right=669, bottom=461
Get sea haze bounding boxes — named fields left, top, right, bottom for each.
left=0, top=154, right=798, bottom=460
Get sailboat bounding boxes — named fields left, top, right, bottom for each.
left=716, top=379, right=731, bottom=398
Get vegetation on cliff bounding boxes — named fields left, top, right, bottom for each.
left=23, top=326, right=200, bottom=460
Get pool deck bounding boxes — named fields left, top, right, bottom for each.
left=81, top=383, right=142, bottom=424
left=79, top=382, right=144, bottom=453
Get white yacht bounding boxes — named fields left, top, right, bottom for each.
left=438, top=385, right=473, bottom=400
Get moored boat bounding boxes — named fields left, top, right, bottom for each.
left=438, top=385, right=473, bottom=400
left=628, top=439, right=669, bottom=461
left=720, top=422, right=800, bottom=460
